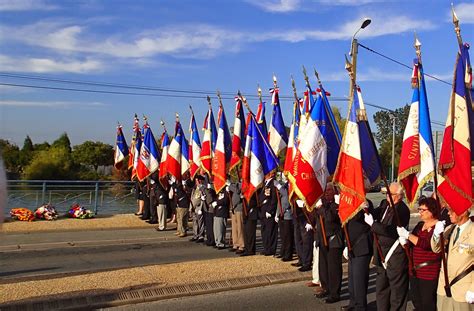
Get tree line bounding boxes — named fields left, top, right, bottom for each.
left=0, top=105, right=408, bottom=180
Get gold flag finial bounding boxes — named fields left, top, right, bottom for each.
left=414, top=31, right=422, bottom=60
left=302, top=65, right=310, bottom=87
left=257, top=84, right=263, bottom=103
left=175, top=112, right=180, bottom=122
left=313, top=68, right=322, bottom=87
left=273, top=74, right=278, bottom=88
left=143, top=114, right=148, bottom=123
left=290, top=75, right=299, bottom=103
left=160, top=119, right=166, bottom=131
left=217, top=90, right=223, bottom=107
left=451, top=3, right=462, bottom=46
left=345, top=54, right=354, bottom=83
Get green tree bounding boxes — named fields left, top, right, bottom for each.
left=373, top=104, right=410, bottom=179
left=19, top=135, right=34, bottom=167
left=34, top=142, right=51, bottom=151
left=0, top=139, right=20, bottom=174
left=72, top=141, right=114, bottom=171
left=331, top=106, right=346, bottom=134
left=52, top=132, right=72, bottom=153
left=22, top=146, right=76, bottom=180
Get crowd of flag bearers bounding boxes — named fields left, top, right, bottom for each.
left=113, top=8, right=473, bottom=311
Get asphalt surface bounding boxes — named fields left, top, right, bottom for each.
left=0, top=227, right=249, bottom=282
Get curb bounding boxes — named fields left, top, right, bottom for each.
left=0, top=271, right=312, bottom=310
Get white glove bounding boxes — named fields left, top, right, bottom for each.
left=197, top=210, right=202, bottom=215
left=226, top=186, right=230, bottom=192
left=465, top=290, right=474, bottom=304
left=274, top=215, right=279, bottom=223
left=296, top=200, right=304, bottom=208
left=273, top=179, right=280, bottom=187
left=334, top=194, right=340, bottom=204
left=305, top=223, right=313, bottom=232
left=397, top=226, right=410, bottom=239
left=225, top=180, right=231, bottom=186
left=200, top=195, right=206, bottom=201
left=207, top=183, right=212, bottom=189
left=433, top=220, right=445, bottom=237
left=399, top=237, right=408, bottom=246
left=364, top=213, right=374, bottom=226
left=182, top=180, right=186, bottom=186
left=343, top=247, right=349, bottom=260
left=276, top=183, right=282, bottom=190
left=240, top=194, right=244, bottom=199
left=265, top=212, right=271, bottom=219
left=211, top=202, right=217, bottom=208
left=316, top=199, right=323, bottom=208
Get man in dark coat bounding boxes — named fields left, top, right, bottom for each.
left=259, top=175, right=278, bottom=256
left=364, top=182, right=410, bottom=311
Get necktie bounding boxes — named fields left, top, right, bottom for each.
left=453, top=226, right=461, bottom=244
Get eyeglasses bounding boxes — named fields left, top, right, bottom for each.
left=418, top=208, right=429, bottom=213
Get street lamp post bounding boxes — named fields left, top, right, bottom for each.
left=348, top=18, right=371, bottom=101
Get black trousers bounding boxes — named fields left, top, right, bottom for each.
left=293, top=218, right=303, bottom=263
left=204, top=211, right=215, bottom=246
left=149, top=194, right=157, bottom=222
left=141, top=194, right=151, bottom=220
left=375, top=254, right=408, bottom=311
left=279, top=219, right=294, bottom=259
left=299, top=225, right=314, bottom=268
left=319, top=246, right=343, bottom=299
left=243, top=219, right=257, bottom=255
left=261, top=217, right=278, bottom=255
left=410, top=276, right=438, bottom=311
left=348, top=254, right=371, bottom=310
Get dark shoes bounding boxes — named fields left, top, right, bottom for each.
left=340, top=305, right=353, bottom=311
left=217, top=246, right=226, bottom=250
left=314, top=290, right=328, bottom=299
left=134, top=212, right=143, bottom=216
left=298, top=266, right=311, bottom=272
left=229, top=248, right=237, bottom=252
left=291, top=262, right=302, bottom=267
left=240, top=252, right=255, bottom=257
left=147, top=220, right=158, bottom=224
left=281, top=257, right=293, bottom=262
left=189, top=238, right=198, bottom=242
left=235, top=249, right=245, bottom=255
left=325, top=297, right=340, bottom=304
left=195, top=239, right=204, bottom=243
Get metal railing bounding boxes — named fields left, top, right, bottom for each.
left=6, top=180, right=136, bottom=215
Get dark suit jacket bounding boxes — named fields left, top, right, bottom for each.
left=372, top=199, right=410, bottom=266
left=258, top=180, right=277, bottom=217
left=214, top=191, right=230, bottom=218
left=346, top=202, right=374, bottom=257
left=174, top=184, right=190, bottom=209
left=316, top=201, right=344, bottom=249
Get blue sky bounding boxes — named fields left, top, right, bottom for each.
left=0, top=0, right=473, bottom=147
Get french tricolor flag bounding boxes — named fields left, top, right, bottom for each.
left=212, top=104, right=232, bottom=193
left=398, top=58, right=435, bottom=206
left=136, top=121, right=160, bottom=181
left=189, top=111, right=201, bottom=179
left=200, top=105, right=217, bottom=177
left=230, top=96, right=246, bottom=173
left=159, top=129, right=170, bottom=188
left=334, top=85, right=366, bottom=225
left=438, top=43, right=473, bottom=215
left=128, top=115, right=141, bottom=180
left=256, top=100, right=268, bottom=137
left=167, top=118, right=186, bottom=182
left=114, top=124, right=128, bottom=170
left=268, top=87, right=288, bottom=159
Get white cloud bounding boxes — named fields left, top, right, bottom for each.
left=0, top=54, right=104, bottom=73
left=451, top=3, right=474, bottom=24
left=0, top=0, right=57, bottom=11
left=245, top=0, right=301, bottom=13
left=0, top=100, right=107, bottom=108
left=315, top=0, right=383, bottom=5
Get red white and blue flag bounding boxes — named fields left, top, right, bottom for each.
left=334, top=85, right=367, bottom=224
left=167, top=119, right=187, bottom=182
left=256, top=100, right=268, bottom=138
left=136, top=120, right=160, bottom=181
left=129, top=115, right=142, bottom=181
left=212, top=104, right=232, bottom=193
left=241, top=113, right=279, bottom=203
left=398, top=58, right=436, bottom=206
left=230, top=96, right=246, bottom=173
left=438, top=43, right=473, bottom=215
left=114, top=124, right=129, bottom=170
left=189, top=111, right=202, bottom=179
left=200, top=105, right=217, bottom=177
left=268, top=87, right=288, bottom=158
left=159, top=129, right=170, bottom=188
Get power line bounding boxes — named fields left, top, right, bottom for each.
left=358, top=43, right=452, bottom=86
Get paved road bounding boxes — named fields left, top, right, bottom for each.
left=0, top=227, right=247, bottom=282
left=104, top=278, right=415, bottom=311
